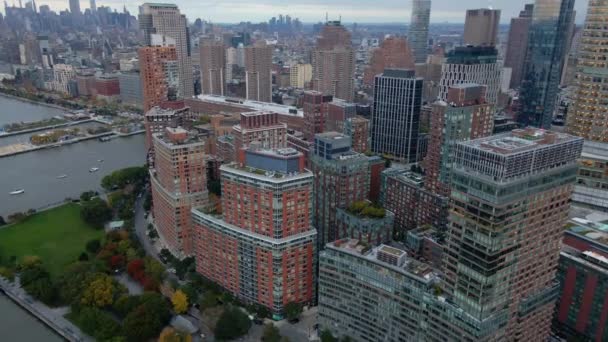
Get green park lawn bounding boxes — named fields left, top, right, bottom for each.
left=0, top=203, right=103, bottom=278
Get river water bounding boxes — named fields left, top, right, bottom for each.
left=0, top=294, right=63, bottom=342
left=0, top=94, right=145, bottom=339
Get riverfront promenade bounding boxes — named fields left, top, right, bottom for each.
left=0, top=276, right=92, bottom=342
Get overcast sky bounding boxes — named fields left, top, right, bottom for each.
left=9, top=0, right=590, bottom=24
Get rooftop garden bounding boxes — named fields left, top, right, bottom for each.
left=347, top=201, right=386, bottom=219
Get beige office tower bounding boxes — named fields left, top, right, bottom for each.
left=567, top=0, right=608, bottom=142
left=200, top=39, right=226, bottom=96
left=312, top=21, right=355, bottom=101
left=463, top=8, right=501, bottom=47
left=139, top=3, right=194, bottom=98
left=244, top=42, right=273, bottom=102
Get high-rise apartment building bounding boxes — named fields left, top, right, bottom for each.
left=312, top=21, right=355, bottom=101
left=289, top=63, right=312, bottom=88
left=362, top=36, right=415, bottom=86
left=504, top=4, right=534, bottom=89
left=438, top=46, right=502, bottom=104
left=139, top=45, right=179, bottom=112
left=424, top=84, right=494, bottom=196
left=302, top=90, right=331, bottom=141
left=244, top=42, right=272, bottom=102
left=193, top=148, right=316, bottom=315
left=319, top=240, right=438, bottom=341
left=311, top=132, right=370, bottom=249
left=555, top=215, right=608, bottom=341
left=572, top=141, right=608, bottom=210
left=139, top=3, right=194, bottom=99
left=519, top=0, right=575, bottom=128
left=231, top=111, right=287, bottom=158
left=199, top=39, right=226, bottom=96
left=371, top=69, right=422, bottom=163
left=445, top=128, right=583, bottom=340
left=150, top=127, right=207, bottom=256
left=409, top=0, right=431, bottom=64
left=340, top=116, right=369, bottom=154
left=463, top=8, right=501, bottom=47
left=567, top=0, right=608, bottom=141
left=144, top=106, right=191, bottom=152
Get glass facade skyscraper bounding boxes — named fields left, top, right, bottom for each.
left=567, top=0, right=608, bottom=142
left=409, top=0, right=431, bottom=64
left=519, top=0, right=576, bottom=128
left=371, top=69, right=422, bottom=163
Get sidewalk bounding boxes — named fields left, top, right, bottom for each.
left=0, top=276, right=93, bottom=342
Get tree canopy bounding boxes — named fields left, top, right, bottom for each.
left=171, top=290, right=189, bottom=314
left=214, top=306, right=251, bottom=341
left=80, top=198, right=112, bottom=229
left=101, top=166, right=148, bottom=191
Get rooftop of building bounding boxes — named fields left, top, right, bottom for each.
left=460, top=128, right=581, bottom=156
left=383, top=168, right=425, bottom=187
left=328, top=239, right=438, bottom=282
left=567, top=211, right=608, bottom=247
left=345, top=201, right=387, bottom=219
left=380, top=68, right=416, bottom=79
left=145, top=106, right=187, bottom=117
left=316, top=131, right=349, bottom=140
left=196, top=94, right=303, bottom=117
left=153, top=127, right=204, bottom=147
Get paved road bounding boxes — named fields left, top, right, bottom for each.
left=134, top=191, right=161, bottom=263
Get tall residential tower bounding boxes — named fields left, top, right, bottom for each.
left=409, top=0, right=431, bottom=64
left=139, top=3, right=194, bottom=99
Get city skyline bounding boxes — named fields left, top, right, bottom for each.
left=2, top=0, right=590, bottom=24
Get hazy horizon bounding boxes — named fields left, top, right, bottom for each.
left=3, top=0, right=589, bottom=24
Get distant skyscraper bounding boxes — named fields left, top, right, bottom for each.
left=363, top=36, right=415, bottom=86
left=371, top=69, right=422, bottom=163
left=567, top=0, right=608, bottom=142
left=504, top=4, right=534, bottom=89
left=438, top=46, right=502, bottom=104
left=312, top=21, right=355, bottom=101
left=139, top=45, right=179, bottom=113
left=463, top=8, right=501, bottom=47
left=445, top=128, right=582, bottom=340
left=409, top=0, right=431, bottom=64
left=89, top=0, right=95, bottom=12
left=519, top=0, right=575, bottom=128
left=199, top=39, right=226, bottom=96
left=69, top=0, right=80, bottom=14
left=139, top=3, right=194, bottom=99
left=244, top=42, right=272, bottom=102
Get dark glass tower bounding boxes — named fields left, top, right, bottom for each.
left=519, top=0, right=576, bottom=128
left=371, top=69, right=422, bottom=163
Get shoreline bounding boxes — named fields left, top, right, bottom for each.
left=0, top=280, right=79, bottom=342
left=0, top=92, right=71, bottom=112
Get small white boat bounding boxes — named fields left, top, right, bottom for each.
left=97, top=159, right=104, bottom=162
left=89, top=167, right=99, bottom=173
left=57, top=174, right=68, bottom=179
left=9, top=189, right=25, bottom=195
